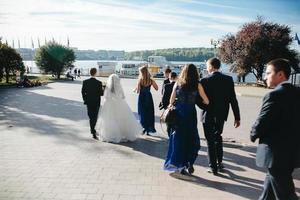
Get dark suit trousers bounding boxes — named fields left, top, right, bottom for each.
left=203, top=120, right=225, bottom=169
left=259, top=167, right=298, bottom=200
left=87, top=104, right=100, bottom=134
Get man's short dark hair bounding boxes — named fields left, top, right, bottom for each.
left=267, top=58, right=291, bottom=79
left=170, top=72, right=177, bottom=79
left=90, top=68, right=97, bottom=76
left=207, top=57, right=221, bottom=69
left=165, top=68, right=172, bottom=74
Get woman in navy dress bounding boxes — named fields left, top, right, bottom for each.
left=164, top=64, right=209, bottom=174
left=134, top=66, right=158, bottom=135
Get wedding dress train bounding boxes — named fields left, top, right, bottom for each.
left=98, top=74, right=142, bottom=143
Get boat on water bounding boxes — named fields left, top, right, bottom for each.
left=113, top=57, right=207, bottom=78
left=115, top=56, right=174, bottom=78
left=148, top=56, right=173, bottom=77
left=97, top=61, right=118, bottom=76
left=115, top=61, right=147, bottom=78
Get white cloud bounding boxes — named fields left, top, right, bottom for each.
left=175, top=0, right=242, bottom=9
left=0, top=0, right=252, bottom=50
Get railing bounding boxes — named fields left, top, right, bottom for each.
left=291, top=72, right=300, bottom=86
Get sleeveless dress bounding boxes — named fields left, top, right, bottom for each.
left=138, top=85, right=156, bottom=133
left=164, top=86, right=200, bottom=171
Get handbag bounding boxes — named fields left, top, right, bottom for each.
left=160, top=103, right=177, bottom=125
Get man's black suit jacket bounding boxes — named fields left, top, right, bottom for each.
left=161, top=78, right=170, bottom=95
left=161, top=81, right=175, bottom=109
left=199, top=71, right=240, bottom=123
left=251, top=83, right=300, bottom=169
left=81, top=77, right=103, bottom=106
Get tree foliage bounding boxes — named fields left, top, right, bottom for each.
left=125, top=48, right=215, bottom=61
left=0, top=38, right=24, bottom=83
left=218, top=18, right=300, bottom=81
left=35, top=42, right=75, bottom=79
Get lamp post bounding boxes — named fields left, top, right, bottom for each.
left=210, top=39, right=219, bottom=57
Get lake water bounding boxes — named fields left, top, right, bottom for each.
left=23, top=60, right=257, bottom=83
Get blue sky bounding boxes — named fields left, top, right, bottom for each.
left=0, top=0, right=299, bottom=51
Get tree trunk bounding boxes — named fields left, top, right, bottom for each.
left=257, top=66, right=264, bottom=81
left=57, top=71, right=61, bottom=79
left=251, top=69, right=258, bottom=80
left=0, top=70, right=3, bottom=82
left=5, top=68, right=9, bottom=83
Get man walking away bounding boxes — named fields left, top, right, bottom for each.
left=200, top=57, right=240, bottom=175
left=251, top=58, right=300, bottom=200
left=160, top=72, right=177, bottom=137
left=162, top=68, right=171, bottom=94
left=81, top=68, right=104, bottom=140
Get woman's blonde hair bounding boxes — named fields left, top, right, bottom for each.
left=178, top=64, right=199, bottom=91
left=138, top=65, right=152, bottom=86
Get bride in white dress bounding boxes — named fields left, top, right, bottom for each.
left=98, top=74, right=142, bottom=143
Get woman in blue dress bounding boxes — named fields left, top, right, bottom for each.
left=134, top=66, right=158, bottom=135
left=164, top=64, right=209, bottom=174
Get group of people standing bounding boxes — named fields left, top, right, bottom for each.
left=81, top=57, right=299, bottom=200
left=162, top=58, right=240, bottom=176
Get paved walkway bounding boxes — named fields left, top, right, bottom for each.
left=0, top=78, right=299, bottom=200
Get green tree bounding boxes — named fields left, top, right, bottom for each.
left=219, top=17, right=299, bottom=81
left=35, top=42, right=75, bottom=79
left=0, top=39, right=24, bottom=83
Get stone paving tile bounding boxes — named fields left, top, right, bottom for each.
left=0, top=80, right=299, bottom=200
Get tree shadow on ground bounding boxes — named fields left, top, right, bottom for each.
left=169, top=172, right=261, bottom=199
left=54, top=79, right=83, bottom=85
left=0, top=86, right=102, bottom=152
left=120, top=136, right=299, bottom=197
left=0, top=87, right=86, bottom=121
left=1, top=85, right=298, bottom=196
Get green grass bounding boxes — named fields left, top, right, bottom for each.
left=0, top=75, right=56, bottom=87
left=0, top=76, right=18, bottom=86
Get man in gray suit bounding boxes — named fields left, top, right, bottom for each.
left=251, top=58, right=300, bottom=200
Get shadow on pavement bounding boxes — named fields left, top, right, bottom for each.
left=54, top=79, right=83, bottom=85
left=0, top=86, right=98, bottom=150
left=0, top=87, right=86, bottom=121
left=1, top=84, right=298, bottom=197
left=170, top=172, right=261, bottom=199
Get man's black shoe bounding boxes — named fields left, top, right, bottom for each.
left=180, top=169, right=189, bottom=175
left=91, top=131, right=99, bottom=136
left=207, top=167, right=218, bottom=175
left=218, top=163, right=225, bottom=172
left=188, top=165, right=194, bottom=174
left=92, top=134, right=99, bottom=140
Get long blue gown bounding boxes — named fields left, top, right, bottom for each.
left=164, top=86, right=200, bottom=171
left=138, top=85, right=156, bottom=133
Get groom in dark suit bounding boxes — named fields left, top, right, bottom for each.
left=81, top=68, right=103, bottom=140
left=200, top=57, right=240, bottom=175
left=251, top=58, right=300, bottom=200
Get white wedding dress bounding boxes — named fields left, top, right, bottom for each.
left=98, top=74, right=142, bottom=143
